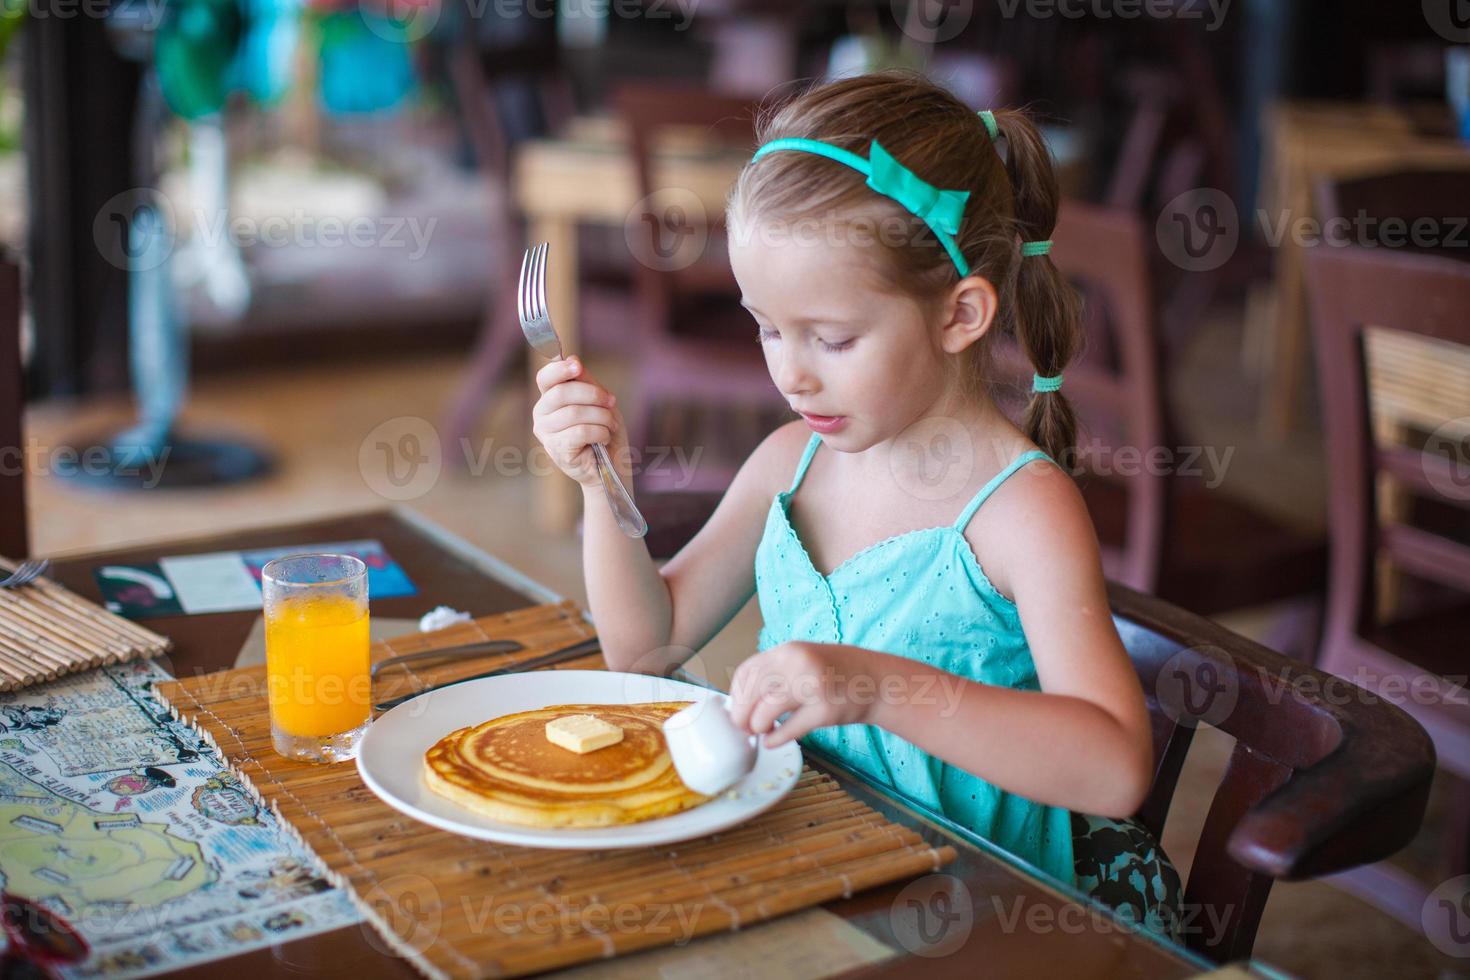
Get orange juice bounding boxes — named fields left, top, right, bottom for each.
left=265, top=594, right=371, bottom=737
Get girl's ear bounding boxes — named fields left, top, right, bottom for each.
left=937, top=275, right=999, bottom=355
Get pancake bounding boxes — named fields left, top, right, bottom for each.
left=423, top=701, right=711, bottom=828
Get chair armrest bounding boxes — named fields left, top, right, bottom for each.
left=1109, top=582, right=1436, bottom=880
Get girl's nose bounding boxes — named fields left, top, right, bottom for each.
left=772, top=349, right=816, bottom=396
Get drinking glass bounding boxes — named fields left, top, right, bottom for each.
left=262, top=554, right=371, bottom=763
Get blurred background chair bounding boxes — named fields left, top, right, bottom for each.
left=997, top=201, right=1327, bottom=654
left=1315, top=167, right=1470, bottom=262
left=1307, top=244, right=1470, bottom=926
left=614, top=82, right=790, bottom=493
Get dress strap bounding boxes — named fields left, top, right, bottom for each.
left=787, top=433, right=823, bottom=493
left=953, top=449, right=1054, bottom=531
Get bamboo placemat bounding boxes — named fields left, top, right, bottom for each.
left=0, top=557, right=171, bottom=690
left=155, top=600, right=956, bottom=979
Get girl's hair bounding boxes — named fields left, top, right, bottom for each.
left=729, top=70, right=1081, bottom=467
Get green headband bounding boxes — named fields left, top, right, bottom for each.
left=749, top=110, right=1052, bottom=277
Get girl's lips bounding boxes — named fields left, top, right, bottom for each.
left=799, top=412, right=847, bottom=433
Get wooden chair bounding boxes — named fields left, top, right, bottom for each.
left=1306, top=244, right=1470, bottom=925
left=1315, top=168, right=1470, bottom=263
left=635, top=493, right=1434, bottom=962
left=1, top=253, right=26, bottom=560
left=614, top=83, right=789, bottom=493
left=999, top=201, right=1327, bottom=640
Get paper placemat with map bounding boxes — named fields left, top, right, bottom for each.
left=0, top=659, right=362, bottom=978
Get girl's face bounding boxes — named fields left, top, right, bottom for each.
left=729, top=225, right=958, bottom=452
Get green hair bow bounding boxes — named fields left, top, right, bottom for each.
left=750, top=137, right=973, bottom=276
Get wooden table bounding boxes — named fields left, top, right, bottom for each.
left=1258, top=101, right=1470, bottom=440
left=46, top=508, right=1210, bottom=978
left=512, top=117, right=750, bottom=532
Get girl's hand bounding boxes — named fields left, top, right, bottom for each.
left=728, top=642, right=881, bottom=748
left=531, top=356, right=628, bottom=490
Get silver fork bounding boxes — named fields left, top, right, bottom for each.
left=0, top=559, right=50, bottom=590
left=519, top=243, right=648, bottom=538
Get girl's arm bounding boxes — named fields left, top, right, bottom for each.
left=730, top=462, right=1154, bottom=819
left=567, top=375, right=806, bottom=674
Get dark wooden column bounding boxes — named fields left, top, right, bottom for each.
left=23, top=8, right=140, bottom=398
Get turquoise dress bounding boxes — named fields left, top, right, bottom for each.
left=754, top=432, right=1183, bottom=939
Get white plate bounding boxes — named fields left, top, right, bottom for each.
left=356, top=670, right=802, bottom=849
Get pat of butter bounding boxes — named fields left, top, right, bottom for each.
left=545, top=714, right=624, bottom=754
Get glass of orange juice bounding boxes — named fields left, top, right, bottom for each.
left=262, top=553, right=371, bottom=763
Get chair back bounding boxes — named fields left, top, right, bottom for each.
left=0, top=254, right=24, bottom=559
left=1315, top=168, right=1470, bottom=262
left=613, top=84, right=757, bottom=344
left=1307, top=245, right=1470, bottom=661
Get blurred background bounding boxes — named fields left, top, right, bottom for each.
left=7, top=0, right=1470, bottom=975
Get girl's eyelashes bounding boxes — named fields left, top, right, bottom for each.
left=755, top=326, right=853, bottom=353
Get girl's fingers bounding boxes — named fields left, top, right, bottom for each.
left=535, top=356, right=581, bottom=394
left=726, top=658, right=766, bottom=734
left=763, top=704, right=818, bottom=748
left=562, top=423, right=613, bottom=448
left=533, top=380, right=615, bottom=417
left=748, top=691, right=799, bottom=737
left=538, top=404, right=618, bottom=435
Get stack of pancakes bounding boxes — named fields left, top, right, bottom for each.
left=423, top=702, right=711, bottom=828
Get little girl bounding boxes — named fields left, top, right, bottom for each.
left=532, top=70, right=1182, bottom=939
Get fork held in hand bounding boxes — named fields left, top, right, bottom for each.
left=519, top=243, right=648, bottom=538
